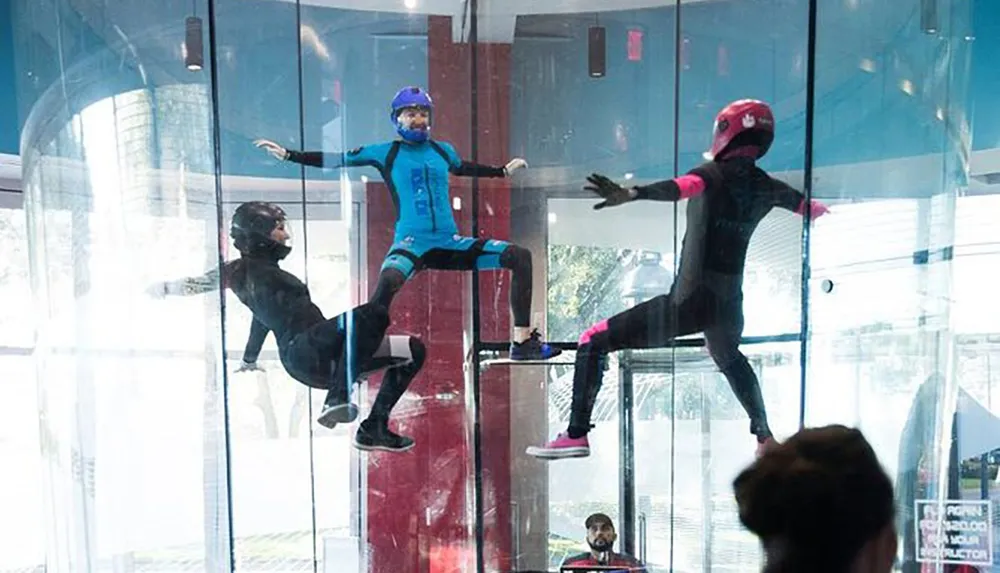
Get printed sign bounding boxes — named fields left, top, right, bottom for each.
left=915, top=500, right=993, bottom=566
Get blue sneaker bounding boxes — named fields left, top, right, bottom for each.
left=509, top=329, right=562, bottom=361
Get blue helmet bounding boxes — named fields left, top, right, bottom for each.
left=390, top=86, right=433, bottom=143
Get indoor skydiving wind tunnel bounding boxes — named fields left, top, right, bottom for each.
left=6, top=0, right=1000, bottom=571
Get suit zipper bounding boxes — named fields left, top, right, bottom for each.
left=426, top=164, right=437, bottom=232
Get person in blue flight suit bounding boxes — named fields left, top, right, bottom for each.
left=253, top=86, right=559, bottom=361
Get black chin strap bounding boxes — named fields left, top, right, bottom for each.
left=242, top=241, right=291, bottom=262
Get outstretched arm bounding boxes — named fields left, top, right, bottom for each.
left=287, top=150, right=343, bottom=169
left=633, top=173, right=707, bottom=202
left=450, top=158, right=527, bottom=178
left=450, top=161, right=507, bottom=178
left=254, top=139, right=386, bottom=171
left=239, top=317, right=271, bottom=367
left=432, top=141, right=527, bottom=179
left=770, top=178, right=829, bottom=220
left=148, top=267, right=224, bottom=297
left=585, top=172, right=707, bottom=210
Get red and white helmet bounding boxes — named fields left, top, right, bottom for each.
left=703, top=99, right=775, bottom=161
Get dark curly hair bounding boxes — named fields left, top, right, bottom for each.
left=733, top=425, right=896, bottom=573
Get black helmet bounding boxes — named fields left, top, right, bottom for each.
left=230, top=201, right=291, bottom=260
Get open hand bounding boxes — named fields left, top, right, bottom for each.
left=585, top=173, right=636, bottom=210
left=145, top=282, right=169, bottom=299
left=803, top=199, right=830, bottom=220
left=504, top=158, right=528, bottom=176
left=254, top=138, right=289, bottom=161
left=235, top=360, right=264, bottom=373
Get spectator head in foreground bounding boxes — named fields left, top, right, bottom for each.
left=733, top=424, right=896, bottom=573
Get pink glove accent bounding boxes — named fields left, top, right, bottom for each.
left=676, top=174, right=706, bottom=199
left=797, top=198, right=829, bottom=219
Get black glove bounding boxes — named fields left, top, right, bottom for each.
left=585, top=173, right=635, bottom=210
left=235, top=360, right=263, bottom=373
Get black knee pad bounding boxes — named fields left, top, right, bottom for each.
left=499, top=244, right=532, bottom=273
left=407, top=337, right=427, bottom=369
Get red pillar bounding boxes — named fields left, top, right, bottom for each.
left=364, top=16, right=513, bottom=573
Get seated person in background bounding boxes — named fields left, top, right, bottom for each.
left=732, top=424, right=897, bottom=573
left=561, top=513, right=644, bottom=570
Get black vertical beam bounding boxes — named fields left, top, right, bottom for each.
left=618, top=357, right=636, bottom=555
left=204, top=0, right=237, bottom=570
left=798, top=0, right=818, bottom=429
left=980, top=453, right=990, bottom=499
left=669, top=1, right=682, bottom=571
left=290, top=1, right=320, bottom=571
left=467, top=1, right=487, bottom=572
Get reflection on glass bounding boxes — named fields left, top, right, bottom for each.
left=806, top=1, right=978, bottom=572
left=0, top=355, right=45, bottom=571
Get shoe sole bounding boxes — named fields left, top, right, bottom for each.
left=316, top=403, right=359, bottom=429
left=353, top=440, right=415, bottom=453
left=509, top=348, right=564, bottom=361
left=525, top=446, right=590, bottom=459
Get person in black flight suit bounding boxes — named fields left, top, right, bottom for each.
left=147, top=201, right=423, bottom=452
left=527, top=99, right=830, bottom=461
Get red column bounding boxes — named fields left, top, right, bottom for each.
left=364, top=15, right=513, bottom=573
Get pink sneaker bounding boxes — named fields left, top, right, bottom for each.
left=525, top=432, right=590, bottom=460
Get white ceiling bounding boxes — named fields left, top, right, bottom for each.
left=280, top=0, right=721, bottom=41
left=287, top=0, right=715, bottom=17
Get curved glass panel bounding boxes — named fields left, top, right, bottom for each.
left=8, top=0, right=990, bottom=572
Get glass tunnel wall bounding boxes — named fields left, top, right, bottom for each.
left=12, top=0, right=234, bottom=571
left=804, top=3, right=983, bottom=573
left=7, top=1, right=994, bottom=573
